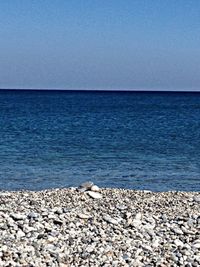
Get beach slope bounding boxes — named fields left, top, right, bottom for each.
left=0, top=187, right=199, bottom=266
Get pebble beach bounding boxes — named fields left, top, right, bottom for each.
left=0, top=183, right=200, bottom=267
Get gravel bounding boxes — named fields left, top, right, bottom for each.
left=0, top=185, right=199, bottom=267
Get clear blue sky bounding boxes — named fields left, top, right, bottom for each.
left=0, top=0, right=199, bottom=90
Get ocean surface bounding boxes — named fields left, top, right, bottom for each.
left=0, top=90, right=200, bottom=192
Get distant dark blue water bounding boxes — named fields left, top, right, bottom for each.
left=0, top=90, right=200, bottom=191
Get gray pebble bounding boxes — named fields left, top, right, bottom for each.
left=79, top=181, right=94, bottom=190
left=193, top=195, right=200, bottom=203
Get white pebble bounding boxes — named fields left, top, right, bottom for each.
left=78, top=213, right=91, bottom=219
left=103, top=215, right=119, bottom=225
left=87, top=191, right=102, bottom=199
left=90, top=185, right=100, bottom=192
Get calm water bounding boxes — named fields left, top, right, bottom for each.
left=0, top=90, right=200, bottom=191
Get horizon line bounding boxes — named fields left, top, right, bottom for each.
left=0, top=88, right=200, bottom=93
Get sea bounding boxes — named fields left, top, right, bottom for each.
left=0, top=90, right=200, bottom=192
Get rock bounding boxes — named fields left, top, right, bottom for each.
left=87, top=191, right=102, bottom=199
left=193, top=195, right=200, bottom=203
left=132, top=219, right=141, bottom=228
left=152, top=238, right=160, bottom=248
left=0, top=192, right=11, bottom=197
left=174, top=239, right=184, bottom=247
left=16, top=230, right=25, bottom=238
left=103, top=215, right=119, bottom=225
left=192, top=240, right=200, bottom=249
left=141, top=244, right=152, bottom=252
left=135, top=213, right=142, bottom=220
left=23, top=226, right=37, bottom=233
left=86, top=245, right=94, bottom=253
left=116, top=204, right=127, bottom=211
left=170, top=253, right=179, bottom=262
left=181, top=226, right=193, bottom=234
left=171, top=226, right=183, bottom=235
left=54, top=207, right=63, bottom=215
left=187, top=218, right=194, bottom=227
left=143, top=223, right=155, bottom=230
left=27, top=212, right=38, bottom=219
left=79, top=181, right=94, bottom=190
left=78, top=213, right=91, bottom=219
left=122, top=254, right=130, bottom=261
left=90, top=185, right=100, bottom=192
left=53, top=219, right=63, bottom=225
left=143, top=190, right=152, bottom=193
left=11, top=213, right=26, bottom=220
left=78, top=187, right=87, bottom=192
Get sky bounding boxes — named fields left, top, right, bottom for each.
left=0, top=0, right=199, bottom=91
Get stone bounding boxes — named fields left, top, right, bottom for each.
left=90, top=185, right=100, bottom=192
left=79, top=181, right=94, bottom=190
left=11, top=213, right=26, bottom=220
left=187, top=218, right=194, bottom=227
left=27, top=212, right=38, bottom=219
left=54, top=208, right=63, bottom=215
left=141, top=244, right=152, bottom=252
left=193, top=195, right=200, bottom=203
left=143, top=190, right=152, bottom=193
left=132, top=219, right=141, bottom=228
left=23, top=226, right=36, bottom=233
left=78, top=213, right=91, bottom=219
left=86, top=245, right=94, bottom=253
left=78, top=187, right=87, bottom=192
left=171, top=227, right=183, bottom=235
left=16, top=230, right=25, bottom=238
left=174, top=239, right=184, bottom=247
left=87, top=191, right=102, bottom=199
left=192, top=240, right=200, bottom=249
left=170, top=253, right=179, bottom=262
left=103, top=215, right=119, bottom=225
left=116, top=204, right=127, bottom=211
left=152, top=238, right=160, bottom=248
left=135, top=213, right=142, bottom=220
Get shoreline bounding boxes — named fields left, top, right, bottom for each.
left=1, top=186, right=199, bottom=193
left=0, top=186, right=200, bottom=266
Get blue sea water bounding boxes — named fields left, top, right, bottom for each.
left=0, top=90, right=200, bottom=192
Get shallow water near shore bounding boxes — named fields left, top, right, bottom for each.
left=0, top=90, right=200, bottom=191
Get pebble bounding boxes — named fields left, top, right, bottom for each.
left=79, top=181, right=94, bottom=190
left=171, top=227, right=183, bottom=235
left=192, top=240, right=200, bottom=249
left=78, top=187, right=87, bottom=193
left=90, top=185, right=100, bottom=192
left=27, top=212, right=38, bottom=219
left=86, top=245, right=95, bottom=253
left=16, top=230, right=26, bottom=238
left=116, top=204, right=127, bottom=210
left=78, top=213, right=91, bottom=219
left=135, top=212, right=142, bottom=220
left=132, top=219, right=141, bottom=228
left=174, top=239, right=184, bottom=247
left=103, top=215, right=119, bottom=225
left=143, top=190, right=152, bottom=193
left=10, top=213, right=26, bottom=220
left=152, top=238, right=160, bottom=248
left=87, top=191, right=102, bottom=199
left=193, top=195, right=200, bottom=203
